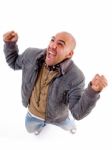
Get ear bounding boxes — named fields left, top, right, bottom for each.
left=66, top=50, right=74, bottom=59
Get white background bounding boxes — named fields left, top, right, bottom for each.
left=0, top=0, right=112, bottom=149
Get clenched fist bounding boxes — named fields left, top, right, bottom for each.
left=91, top=74, right=108, bottom=92
left=3, top=31, right=18, bottom=42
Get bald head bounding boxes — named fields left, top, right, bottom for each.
left=55, top=31, right=76, bottom=50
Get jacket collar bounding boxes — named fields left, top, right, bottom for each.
left=59, top=58, right=73, bottom=75
left=37, top=49, right=73, bottom=75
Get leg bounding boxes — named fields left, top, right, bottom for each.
left=53, top=118, right=76, bottom=134
left=25, top=112, right=46, bottom=135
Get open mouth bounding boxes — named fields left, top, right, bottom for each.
left=47, top=51, right=56, bottom=58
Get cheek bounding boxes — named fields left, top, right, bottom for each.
left=57, top=53, right=66, bottom=61
left=58, top=48, right=65, bottom=55
left=57, top=51, right=64, bottom=58
left=56, top=47, right=67, bottom=58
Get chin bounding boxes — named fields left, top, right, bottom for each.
left=47, top=63, right=54, bottom=66
left=45, top=59, right=54, bottom=66
left=45, top=61, right=53, bottom=66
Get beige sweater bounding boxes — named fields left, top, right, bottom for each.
left=28, top=63, right=59, bottom=119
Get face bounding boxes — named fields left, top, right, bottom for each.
left=45, top=32, right=75, bottom=66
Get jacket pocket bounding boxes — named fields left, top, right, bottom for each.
left=63, top=90, right=69, bottom=105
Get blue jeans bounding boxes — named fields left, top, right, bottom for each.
left=25, top=112, right=76, bottom=134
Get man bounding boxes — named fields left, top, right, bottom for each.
left=3, top=31, right=107, bottom=135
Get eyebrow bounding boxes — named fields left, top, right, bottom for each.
left=51, top=36, right=66, bottom=45
left=58, top=40, right=66, bottom=45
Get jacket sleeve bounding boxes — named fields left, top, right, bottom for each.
left=69, top=78, right=100, bottom=120
left=3, top=42, right=25, bottom=70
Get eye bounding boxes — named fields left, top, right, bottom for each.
left=57, top=42, right=64, bottom=47
left=51, top=38, right=54, bottom=42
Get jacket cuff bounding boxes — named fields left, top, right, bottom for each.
left=4, top=41, right=17, bottom=49
left=86, top=82, right=100, bottom=98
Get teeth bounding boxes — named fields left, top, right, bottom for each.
left=49, top=51, right=56, bottom=55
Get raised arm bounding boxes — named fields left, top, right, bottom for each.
left=3, top=31, right=24, bottom=70
left=69, top=74, right=108, bottom=120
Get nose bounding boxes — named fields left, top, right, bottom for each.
left=51, top=42, right=57, bottom=49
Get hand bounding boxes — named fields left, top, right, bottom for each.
left=91, top=74, right=108, bottom=92
left=3, top=31, right=18, bottom=42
